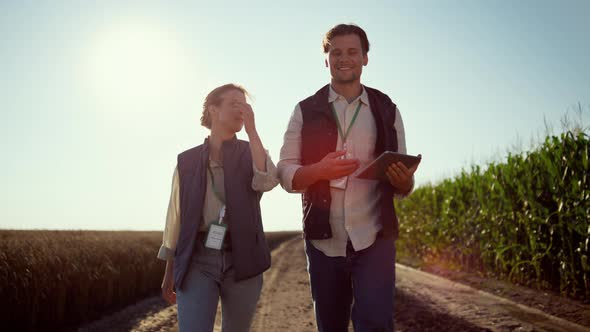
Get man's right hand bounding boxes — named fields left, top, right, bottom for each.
left=292, top=150, right=360, bottom=191
left=314, top=150, right=360, bottom=180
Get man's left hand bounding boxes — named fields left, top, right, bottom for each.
left=386, top=158, right=420, bottom=194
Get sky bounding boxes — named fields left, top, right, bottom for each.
left=1, top=0, right=589, bottom=232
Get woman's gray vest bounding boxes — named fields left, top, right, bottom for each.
left=173, top=137, right=270, bottom=289
left=299, top=84, right=400, bottom=240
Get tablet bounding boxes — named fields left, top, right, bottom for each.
left=356, top=151, right=421, bottom=181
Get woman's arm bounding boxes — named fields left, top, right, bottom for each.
left=248, top=130, right=267, bottom=172
left=159, top=166, right=180, bottom=304
left=241, top=102, right=279, bottom=192
left=242, top=102, right=266, bottom=171
left=161, top=258, right=176, bottom=304
left=157, top=167, right=181, bottom=260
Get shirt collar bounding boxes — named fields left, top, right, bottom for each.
left=209, top=159, right=223, bottom=168
left=328, top=84, right=369, bottom=106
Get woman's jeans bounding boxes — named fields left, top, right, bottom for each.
left=177, top=236, right=263, bottom=332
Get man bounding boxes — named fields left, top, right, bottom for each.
left=277, top=24, right=419, bottom=331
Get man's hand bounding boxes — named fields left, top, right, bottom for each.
left=292, top=150, right=360, bottom=190
left=161, top=272, right=176, bottom=305
left=386, top=156, right=420, bottom=194
left=315, top=151, right=360, bottom=180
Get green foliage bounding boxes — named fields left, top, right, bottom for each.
left=397, top=130, right=590, bottom=300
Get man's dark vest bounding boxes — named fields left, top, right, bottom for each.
left=299, top=84, right=400, bottom=240
left=173, top=137, right=271, bottom=290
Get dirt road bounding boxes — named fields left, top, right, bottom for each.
left=80, top=237, right=590, bottom=332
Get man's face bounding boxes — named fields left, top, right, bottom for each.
left=211, top=89, right=245, bottom=133
left=325, top=34, right=368, bottom=85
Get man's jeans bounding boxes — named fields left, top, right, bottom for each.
left=305, top=235, right=396, bottom=332
left=176, top=236, right=262, bottom=332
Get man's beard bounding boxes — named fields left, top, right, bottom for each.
left=334, top=72, right=359, bottom=84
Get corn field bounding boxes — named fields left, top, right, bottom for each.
left=397, top=130, right=590, bottom=300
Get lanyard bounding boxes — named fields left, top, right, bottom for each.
left=330, top=101, right=362, bottom=143
left=207, top=162, right=225, bottom=204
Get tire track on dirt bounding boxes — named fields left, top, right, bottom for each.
left=250, top=237, right=316, bottom=332
left=395, top=264, right=590, bottom=332
left=80, top=239, right=590, bottom=332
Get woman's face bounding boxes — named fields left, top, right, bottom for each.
left=211, top=89, right=245, bottom=133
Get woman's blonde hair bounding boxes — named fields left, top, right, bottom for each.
left=201, top=83, right=248, bottom=129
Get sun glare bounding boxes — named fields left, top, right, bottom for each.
left=86, top=22, right=188, bottom=105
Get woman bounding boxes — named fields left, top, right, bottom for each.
left=157, top=84, right=279, bottom=331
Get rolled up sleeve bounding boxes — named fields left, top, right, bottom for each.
left=277, top=104, right=306, bottom=193
left=393, top=107, right=415, bottom=200
left=157, top=166, right=181, bottom=260
left=251, top=150, right=280, bottom=192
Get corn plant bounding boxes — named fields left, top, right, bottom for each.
left=397, top=130, right=590, bottom=300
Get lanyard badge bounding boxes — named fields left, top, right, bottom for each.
left=205, top=163, right=228, bottom=250
left=329, top=102, right=361, bottom=190
left=205, top=205, right=227, bottom=250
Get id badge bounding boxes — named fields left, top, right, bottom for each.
left=205, top=206, right=227, bottom=250
left=330, top=176, right=348, bottom=189
left=330, top=142, right=349, bottom=189
left=205, top=223, right=227, bottom=250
